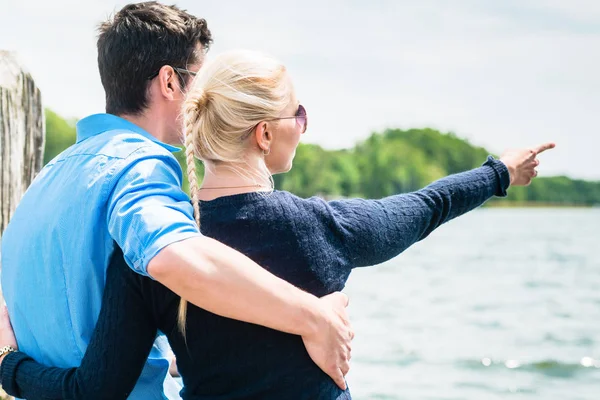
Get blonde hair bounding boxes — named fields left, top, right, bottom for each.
left=178, top=50, right=294, bottom=334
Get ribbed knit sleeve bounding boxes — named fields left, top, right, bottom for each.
left=294, top=157, right=509, bottom=273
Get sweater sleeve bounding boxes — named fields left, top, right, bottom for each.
left=300, top=157, right=509, bottom=271
left=0, top=247, right=160, bottom=400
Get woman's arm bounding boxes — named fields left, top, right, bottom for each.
left=0, top=247, right=160, bottom=400
left=299, top=145, right=552, bottom=272
left=325, top=157, right=509, bottom=268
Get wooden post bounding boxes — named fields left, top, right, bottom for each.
left=0, top=51, right=45, bottom=236
left=0, top=50, right=44, bottom=400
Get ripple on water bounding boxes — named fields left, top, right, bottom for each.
left=524, top=280, right=564, bottom=289
left=454, top=381, right=538, bottom=395
left=459, top=358, right=600, bottom=378
left=356, top=351, right=422, bottom=368
left=542, top=333, right=595, bottom=347
left=471, top=303, right=503, bottom=312
left=469, top=319, right=504, bottom=329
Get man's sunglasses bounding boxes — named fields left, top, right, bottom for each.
left=265, top=104, right=308, bottom=134
left=147, top=67, right=197, bottom=81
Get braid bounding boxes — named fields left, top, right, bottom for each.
left=178, top=93, right=205, bottom=336
left=185, top=128, right=201, bottom=228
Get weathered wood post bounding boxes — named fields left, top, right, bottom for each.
left=0, top=51, right=45, bottom=236
left=0, top=51, right=45, bottom=295
left=0, top=50, right=45, bottom=400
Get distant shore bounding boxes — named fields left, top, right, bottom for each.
left=485, top=201, right=597, bottom=208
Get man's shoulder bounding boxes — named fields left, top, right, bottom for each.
left=84, top=129, right=183, bottom=180
left=98, top=129, right=178, bottom=161
left=44, top=128, right=184, bottom=193
left=47, top=129, right=177, bottom=169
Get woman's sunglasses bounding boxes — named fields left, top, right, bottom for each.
left=266, top=104, right=308, bottom=134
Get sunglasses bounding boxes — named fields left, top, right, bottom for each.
left=147, top=67, right=197, bottom=81
left=265, top=104, right=308, bottom=134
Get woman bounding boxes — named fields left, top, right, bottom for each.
left=0, top=50, right=552, bottom=399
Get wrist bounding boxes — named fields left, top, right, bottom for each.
left=297, top=297, right=328, bottom=338
left=499, top=159, right=515, bottom=186
left=0, top=345, right=17, bottom=366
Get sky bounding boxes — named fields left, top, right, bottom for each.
left=1, top=0, right=598, bottom=179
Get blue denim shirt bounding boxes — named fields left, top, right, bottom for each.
left=1, top=114, right=201, bottom=399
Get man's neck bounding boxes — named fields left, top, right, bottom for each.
left=118, top=112, right=173, bottom=145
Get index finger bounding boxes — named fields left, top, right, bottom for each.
left=533, top=142, right=556, bottom=155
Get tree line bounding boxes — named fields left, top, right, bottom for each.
left=45, top=109, right=600, bottom=206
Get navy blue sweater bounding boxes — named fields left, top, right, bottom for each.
left=0, top=157, right=509, bottom=400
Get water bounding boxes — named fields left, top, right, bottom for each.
left=344, top=208, right=600, bottom=399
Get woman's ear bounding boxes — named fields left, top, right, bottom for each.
left=254, top=122, right=273, bottom=152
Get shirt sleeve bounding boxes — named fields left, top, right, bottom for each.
left=106, top=150, right=201, bottom=276
left=0, top=247, right=160, bottom=400
left=299, top=156, right=509, bottom=271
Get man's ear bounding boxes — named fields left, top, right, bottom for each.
left=254, top=121, right=273, bottom=152
left=158, top=65, right=178, bottom=100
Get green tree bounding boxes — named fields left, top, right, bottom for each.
left=44, top=109, right=76, bottom=164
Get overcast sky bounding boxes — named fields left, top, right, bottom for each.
left=1, top=0, right=598, bottom=179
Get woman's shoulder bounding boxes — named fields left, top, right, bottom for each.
left=268, top=191, right=334, bottom=219
left=198, top=191, right=343, bottom=238
left=274, top=191, right=367, bottom=219
left=271, top=190, right=329, bottom=208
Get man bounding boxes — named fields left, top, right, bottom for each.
left=0, top=3, right=352, bottom=399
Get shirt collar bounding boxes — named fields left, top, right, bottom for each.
left=76, top=113, right=181, bottom=153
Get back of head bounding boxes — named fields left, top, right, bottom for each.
left=97, top=1, right=212, bottom=115
left=183, top=50, right=293, bottom=165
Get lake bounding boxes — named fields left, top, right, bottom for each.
left=344, top=208, right=600, bottom=399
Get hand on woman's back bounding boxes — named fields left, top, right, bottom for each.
left=301, top=292, right=354, bottom=390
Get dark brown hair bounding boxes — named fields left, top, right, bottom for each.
left=97, top=1, right=212, bottom=115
